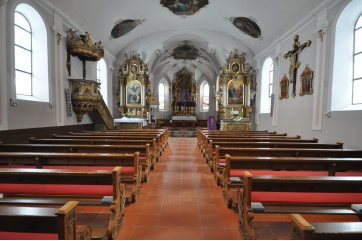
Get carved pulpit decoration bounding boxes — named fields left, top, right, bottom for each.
left=283, top=35, right=311, bottom=98
left=170, top=68, right=197, bottom=116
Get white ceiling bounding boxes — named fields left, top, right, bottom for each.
left=48, top=0, right=326, bottom=79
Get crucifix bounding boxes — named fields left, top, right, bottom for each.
left=283, top=35, right=311, bottom=97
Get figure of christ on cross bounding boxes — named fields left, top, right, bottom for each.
left=283, top=35, right=311, bottom=97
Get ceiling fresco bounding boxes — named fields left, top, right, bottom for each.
left=232, top=17, right=261, bottom=38
left=110, top=19, right=137, bottom=39
left=160, top=0, right=209, bottom=16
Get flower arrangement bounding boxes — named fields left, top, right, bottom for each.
left=232, top=113, right=242, bottom=121
left=123, top=112, right=134, bottom=118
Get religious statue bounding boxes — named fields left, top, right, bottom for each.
left=284, top=35, right=311, bottom=84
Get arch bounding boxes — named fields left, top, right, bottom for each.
left=13, top=2, right=49, bottom=102
left=260, top=57, right=273, bottom=113
left=331, top=0, right=362, bottom=110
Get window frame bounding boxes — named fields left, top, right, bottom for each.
left=159, top=82, right=165, bottom=110
left=268, top=63, right=274, bottom=110
left=14, top=11, right=32, bottom=96
left=353, top=14, right=362, bottom=105
left=202, top=83, right=209, bottom=110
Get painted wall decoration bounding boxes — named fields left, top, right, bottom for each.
left=126, top=80, right=142, bottom=105
left=160, top=0, right=209, bottom=15
left=299, top=65, right=313, bottom=96
left=111, top=19, right=137, bottom=39
left=172, top=44, right=199, bottom=60
left=232, top=17, right=261, bottom=38
left=227, top=79, right=244, bottom=105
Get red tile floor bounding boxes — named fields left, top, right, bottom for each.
left=75, top=137, right=360, bottom=240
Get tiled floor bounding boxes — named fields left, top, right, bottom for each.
left=76, top=137, right=360, bottom=240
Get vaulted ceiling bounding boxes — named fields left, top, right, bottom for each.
left=49, top=0, right=326, bottom=80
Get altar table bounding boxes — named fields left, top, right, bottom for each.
left=114, top=118, right=147, bottom=129
left=171, top=116, right=196, bottom=128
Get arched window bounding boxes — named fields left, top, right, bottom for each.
left=203, top=83, right=209, bottom=110
left=96, top=62, right=100, bottom=84
left=260, top=57, right=273, bottom=113
left=269, top=63, right=274, bottom=110
left=331, top=0, right=362, bottom=110
left=14, top=12, right=32, bottom=96
left=353, top=15, right=362, bottom=104
left=159, top=83, right=165, bottom=110
left=14, top=4, right=49, bottom=102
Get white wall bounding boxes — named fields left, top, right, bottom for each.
left=255, top=0, right=362, bottom=149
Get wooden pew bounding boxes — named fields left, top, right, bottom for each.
left=289, top=214, right=362, bottom=240
left=55, top=133, right=165, bottom=157
left=70, top=131, right=168, bottom=152
left=223, top=155, right=362, bottom=207
left=0, top=201, right=92, bottom=240
left=207, top=140, right=337, bottom=170
left=29, top=137, right=159, bottom=170
left=200, top=135, right=303, bottom=157
left=0, top=167, right=125, bottom=240
left=206, top=139, right=319, bottom=165
left=0, top=143, right=151, bottom=182
left=237, top=171, right=362, bottom=240
left=0, top=152, right=141, bottom=203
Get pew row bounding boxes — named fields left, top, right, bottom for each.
left=0, top=152, right=141, bottom=202
left=0, top=201, right=92, bottom=240
left=289, top=214, right=362, bottom=240
left=237, top=171, right=362, bottom=240
left=0, top=167, right=126, bottom=240
left=29, top=137, right=159, bottom=170
left=223, top=155, right=362, bottom=207
left=0, top=143, right=151, bottom=182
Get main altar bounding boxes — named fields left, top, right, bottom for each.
left=217, top=49, right=253, bottom=131
left=170, top=68, right=198, bottom=128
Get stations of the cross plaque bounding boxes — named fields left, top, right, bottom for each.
left=283, top=35, right=311, bottom=98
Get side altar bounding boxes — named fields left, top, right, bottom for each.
left=216, top=49, right=253, bottom=131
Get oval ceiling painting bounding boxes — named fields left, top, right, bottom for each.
left=172, top=44, right=199, bottom=60
left=161, top=0, right=209, bottom=16
left=232, top=17, right=261, bottom=38
left=111, top=19, right=137, bottom=39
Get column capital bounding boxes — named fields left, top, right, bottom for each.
left=0, top=0, right=8, bottom=7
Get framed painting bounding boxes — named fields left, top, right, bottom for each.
left=126, top=80, right=142, bottom=106
left=279, top=74, right=289, bottom=100
left=232, top=63, right=240, bottom=73
left=299, top=65, right=313, bottom=96
left=227, top=79, right=244, bottom=105
left=150, top=96, right=158, bottom=105
left=130, top=65, right=137, bottom=75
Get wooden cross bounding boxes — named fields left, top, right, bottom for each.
left=283, top=35, right=311, bottom=97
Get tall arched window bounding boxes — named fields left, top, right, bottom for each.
left=14, top=12, right=32, bottom=96
left=96, top=62, right=100, bottom=84
left=353, top=15, right=362, bottom=104
left=159, top=83, right=165, bottom=110
left=203, top=83, right=209, bottom=110
left=260, top=57, right=273, bottom=113
left=269, top=63, right=274, bottom=110
left=14, top=3, right=49, bottom=102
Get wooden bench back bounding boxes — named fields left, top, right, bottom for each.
left=0, top=201, right=91, bottom=240
left=0, top=167, right=123, bottom=239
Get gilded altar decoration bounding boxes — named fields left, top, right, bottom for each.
left=279, top=74, right=289, bottom=100
left=232, top=17, right=261, bottom=38
left=218, top=49, right=253, bottom=127
left=68, top=79, right=101, bottom=122
left=161, top=0, right=209, bottom=16
left=170, top=68, right=197, bottom=116
left=117, top=51, right=150, bottom=117
left=300, top=65, right=313, bottom=96
left=66, top=29, right=104, bottom=79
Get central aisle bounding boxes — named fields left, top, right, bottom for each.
left=116, top=137, right=242, bottom=239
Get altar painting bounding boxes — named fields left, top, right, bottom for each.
left=126, top=80, right=142, bottom=106
left=161, top=0, right=209, bottom=15
left=227, top=79, right=244, bottom=105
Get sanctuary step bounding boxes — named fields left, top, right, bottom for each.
left=169, top=128, right=197, bottom=138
